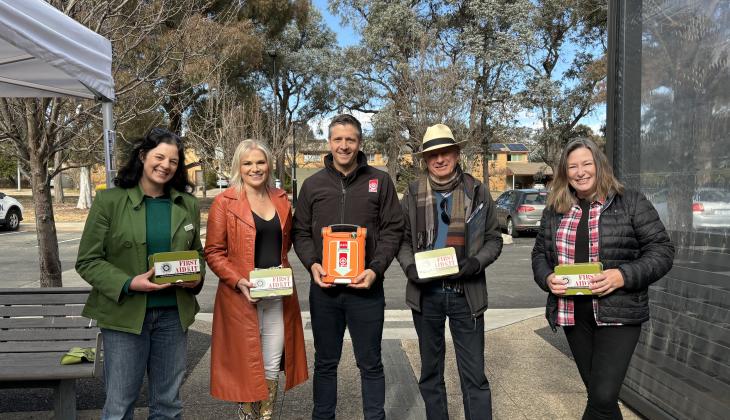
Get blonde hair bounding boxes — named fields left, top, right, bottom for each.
left=229, top=139, right=275, bottom=191
left=548, top=138, right=624, bottom=214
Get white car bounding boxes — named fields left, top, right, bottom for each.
left=0, top=192, right=24, bottom=231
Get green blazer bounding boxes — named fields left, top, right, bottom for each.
left=76, top=185, right=205, bottom=334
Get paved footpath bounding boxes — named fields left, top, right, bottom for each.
left=1, top=309, right=641, bottom=419
left=2, top=230, right=642, bottom=419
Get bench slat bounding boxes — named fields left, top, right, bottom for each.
left=0, top=328, right=99, bottom=341
left=0, top=353, right=96, bottom=381
left=0, top=294, right=89, bottom=305
left=0, top=305, right=84, bottom=317
left=0, top=317, right=96, bottom=329
left=0, top=317, right=95, bottom=329
left=0, top=339, right=98, bottom=353
left=0, top=287, right=91, bottom=295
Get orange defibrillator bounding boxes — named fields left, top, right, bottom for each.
left=321, top=224, right=367, bottom=284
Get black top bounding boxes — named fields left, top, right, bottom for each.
left=253, top=211, right=282, bottom=269
left=574, top=199, right=590, bottom=263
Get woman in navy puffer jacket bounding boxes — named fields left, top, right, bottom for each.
left=532, top=138, right=674, bottom=420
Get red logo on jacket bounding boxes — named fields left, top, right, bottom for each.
left=368, top=179, right=378, bottom=193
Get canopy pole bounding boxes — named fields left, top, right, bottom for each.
left=102, top=100, right=116, bottom=188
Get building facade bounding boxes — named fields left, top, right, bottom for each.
left=607, top=2, right=729, bottom=419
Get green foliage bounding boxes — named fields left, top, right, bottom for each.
left=520, top=0, right=608, bottom=170
left=0, top=146, right=17, bottom=184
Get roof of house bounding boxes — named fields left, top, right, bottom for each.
left=489, top=143, right=529, bottom=153
left=506, top=162, right=553, bottom=176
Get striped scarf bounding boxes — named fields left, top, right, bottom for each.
left=415, top=165, right=470, bottom=260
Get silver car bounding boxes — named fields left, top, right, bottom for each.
left=495, top=189, right=547, bottom=237
left=650, top=187, right=730, bottom=230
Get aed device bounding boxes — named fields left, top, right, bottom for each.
left=321, top=224, right=367, bottom=284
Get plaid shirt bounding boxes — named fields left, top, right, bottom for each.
left=555, top=199, right=622, bottom=327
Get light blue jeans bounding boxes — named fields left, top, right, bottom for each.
left=101, top=307, right=187, bottom=420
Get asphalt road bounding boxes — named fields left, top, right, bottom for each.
left=0, top=227, right=545, bottom=310
left=0, top=226, right=82, bottom=288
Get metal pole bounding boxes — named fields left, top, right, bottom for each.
left=102, top=100, right=116, bottom=188
left=292, top=126, right=297, bottom=207
left=16, top=158, right=20, bottom=191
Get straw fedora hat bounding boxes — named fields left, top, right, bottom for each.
left=417, top=124, right=467, bottom=155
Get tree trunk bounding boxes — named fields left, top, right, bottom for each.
left=76, top=166, right=93, bottom=209
left=25, top=101, right=62, bottom=287
left=482, top=141, right=490, bottom=186
left=53, top=153, right=64, bottom=204
left=386, top=134, right=399, bottom=182
left=169, top=109, right=183, bottom=135
left=201, top=164, right=207, bottom=199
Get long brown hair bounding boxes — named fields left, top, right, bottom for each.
left=547, top=138, right=624, bottom=213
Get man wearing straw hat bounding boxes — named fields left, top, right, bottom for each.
left=397, top=123, right=503, bottom=420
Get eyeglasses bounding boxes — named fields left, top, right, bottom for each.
left=440, top=198, right=450, bottom=225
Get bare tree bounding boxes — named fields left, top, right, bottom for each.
left=0, top=0, right=211, bottom=287
left=187, top=76, right=270, bottom=180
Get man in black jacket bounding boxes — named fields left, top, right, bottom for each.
left=397, top=124, right=503, bottom=420
left=292, top=114, right=403, bottom=420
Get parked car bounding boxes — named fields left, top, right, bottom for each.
left=0, top=192, right=24, bottom=231
left=494, top=189, right=547, bottom=237
left=649, top=187, right=730, bottom=230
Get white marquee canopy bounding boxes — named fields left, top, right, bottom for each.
left=0, top=0, right=114, bottom=100
left=0, top=0, right=116, bottom=186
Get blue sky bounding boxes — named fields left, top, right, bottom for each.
left=310, top=0, right=606, bottom=136
left=313, top=0, right=360, bottom=47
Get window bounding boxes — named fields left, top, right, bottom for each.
left=508, top=154, right=526, bottom=162
left=303, top=153, right=321, bottom=163
left=522, top=192, right=547, bottom=205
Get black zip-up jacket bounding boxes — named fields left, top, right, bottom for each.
left=292, top=152, right=404, bottom=291
left=397, top=173, right=503, bottom=317
left=532, top=188, right=675, bottom=331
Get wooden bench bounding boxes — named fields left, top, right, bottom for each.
left=0, top=287, right=101, bottom=420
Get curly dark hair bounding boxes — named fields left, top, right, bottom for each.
left=114, top=127, right=193, bottom=192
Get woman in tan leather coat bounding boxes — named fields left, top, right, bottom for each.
left=204, top=140, right=307, bottom=420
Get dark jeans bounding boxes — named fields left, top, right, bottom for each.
left=412, top=289, right=492, bottom=420
left=310, top=285, right=386, bottom=420
left=563, top=297, right=641, bottom=420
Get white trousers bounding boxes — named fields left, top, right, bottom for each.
left=256, top=298, right=284, bottom=380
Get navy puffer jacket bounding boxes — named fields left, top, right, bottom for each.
left=532, top=188, right=675, bottom=330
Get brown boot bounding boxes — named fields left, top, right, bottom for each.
left=237, top=402, right=259, bottom=420
left=258, top=379, right=278, bottom=420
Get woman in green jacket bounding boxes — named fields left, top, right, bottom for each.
left=76, top=127, right=205, bottom=419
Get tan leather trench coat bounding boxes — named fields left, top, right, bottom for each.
left=205, top=187, right=307, bottom=402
